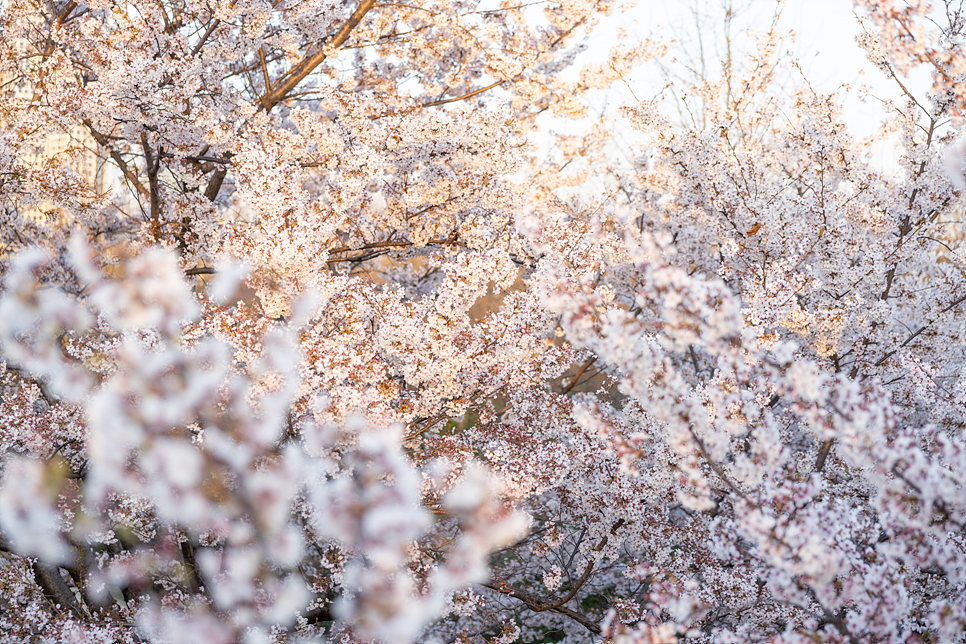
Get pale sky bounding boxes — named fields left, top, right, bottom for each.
left=784, top=0, right=931, bottom=137
left=572, top=0, right=935, bottom=171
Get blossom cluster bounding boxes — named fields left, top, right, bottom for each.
left=1, top=0, right=966, bottom=643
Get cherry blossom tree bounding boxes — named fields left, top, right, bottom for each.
left=1, top=0, right=966, bottom=643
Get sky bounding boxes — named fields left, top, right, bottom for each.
left=628, top=0, right=916, bottom=95
left=784, top=0, right=932, bottom=136
left=786, top=0, right=872, bottom=87
left=570, top=0, right=936, bottom=171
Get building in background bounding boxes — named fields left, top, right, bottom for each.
left=1, top=33, right=107, bottom=223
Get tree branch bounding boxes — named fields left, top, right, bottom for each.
left=259, top=0, right=377, bottom=111
left=32, top=561, right=84, bottom=618
left=83, top=120, right=149, bottom=198
left=140, top=132, right=162, bottom=241
left=814, top=439, right=834, bottom=473
left=482, top=520, right=624, bottom=634
left=560, top=357, right=597, bottom=395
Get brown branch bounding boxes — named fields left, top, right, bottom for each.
left=258, top=46, right=272, bottom=91
left=0, top=535, right=82, bottom=618
left=32, top=560, right=83, bottom=618
left=83, top=120, right=149, bottom=198
left=179, top=540, right=210, bottom=598
left=370, top=77, right=510, bottom=120
left=483, top=582, right=601, bottom=633
left=560, top=357, right=596, bottom=395
left=140, top=132, right=162, bottom=241
left=482, top=520, right=624, bottom=634
left=204, top=166, right=228, bottom=202
left=189, top=18, right=222, bottom=58
left=325, top=237, right=457, bottom=263
left=55, top=1, right=78, bottom=25
left=880, top=266, right=896, bottom=301
left=259, top=0, right=377, bottom=111
left=891, top=464, right=965, bottom=531
left=872, top=291, right=966, bottom=367
left=3, top=362, right=61, bottom=406
left=881, top=118, right=935, bottom=301
left=691, top=429, right=753, bottom=505
left=814, top=439, right=834, bottom=473
left=548, top=15, right=586, bottom=49
left=422, top=79, right=505, bottom=108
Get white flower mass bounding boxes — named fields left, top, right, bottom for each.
left=1, top=0, right=966, bottom=643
